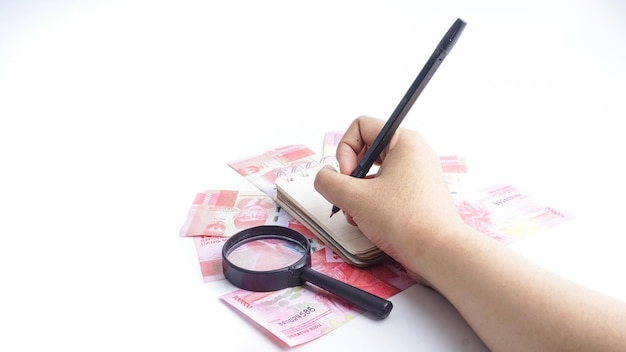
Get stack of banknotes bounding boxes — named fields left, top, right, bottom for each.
left=178, top=132, right=574, bottom=347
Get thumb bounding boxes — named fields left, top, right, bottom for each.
left=313, top=165, right=359, bottom=214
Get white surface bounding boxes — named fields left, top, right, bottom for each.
left=1, top=1, right=625, bottom=350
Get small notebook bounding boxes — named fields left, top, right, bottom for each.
left=274, top=157, right=387, bottom=266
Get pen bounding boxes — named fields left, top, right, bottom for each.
left=330, top=18, right=466, bottom=217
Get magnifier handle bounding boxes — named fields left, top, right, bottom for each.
left=301, top=268, right=393, bottom=319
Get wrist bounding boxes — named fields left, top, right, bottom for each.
left=401, top=220, right=482, bottom=290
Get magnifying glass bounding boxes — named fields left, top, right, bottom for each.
left=222, top=225, right=393, bottom=319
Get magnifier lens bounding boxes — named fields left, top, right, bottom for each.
left=224, top=236, right=306, bottom=271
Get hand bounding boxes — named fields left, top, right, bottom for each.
left=317, top=116, right=626, bottom=351
left=314, top=116, right=466, bottom=281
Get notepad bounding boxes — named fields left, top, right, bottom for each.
left=274, top=158, right=387, bottom=266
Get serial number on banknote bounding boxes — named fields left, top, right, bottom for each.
left=277, top=307, right=317, bottom=326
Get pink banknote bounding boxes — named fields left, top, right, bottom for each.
left=194, top=199, right=416, bottom=296
left=180, top=187, right=416, bottom=296
left=181, top=190, right=297, bottom=282
left=440, top=155, right=468, bottom=173
left=179, top=190, right=292, bottom=237
left=323, top=132, right=467, bottom=172
left=228, top=145, right=317, bottom=198
left=322, top=133, right=467, bottom=193
left=193, top=236, right=228, bottom=282
left=192, top=218, right=320, bottom=283
left=221, top=286, right=357, bottom=347
left=221, top=230, right=415, bottom=347
left=178, top=189, right=416, bottom=340
left=322, top=131, right=343, bottom=156
left=454, top=183, right=575, bottom=243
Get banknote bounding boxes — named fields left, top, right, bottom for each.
left=322, top=131, right=467, bottom=174
left=192, top=221, right=318, bottom=283
left=322, top=131, right=343, bottom=156
left=311, top=253, right=415, bottom=298
left=323, top=132, right=467, bottom=172
left=221, top=240, right=415, bottom=346
left=179, top=190, right=415, bottom=339
left=193, top=236, right=228, bottom=282
left=321, top=132, right=467, bottom=193
left=228, top=145, right=317, bottom=199
left=181, top=190, right=298, bottom=281
left=184, top=191, right=416, bottom=292
left=440, top=155, right=468, bottom=173
left=441, top=155, right=467, bottom=194
left=454, top=183, right=575, bottom=243
left=179, top=190, right=292, bottom=237
left=221, top=285, right=357, bottom=347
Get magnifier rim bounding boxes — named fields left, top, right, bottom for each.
left=222, top=225, right=311, bottom=274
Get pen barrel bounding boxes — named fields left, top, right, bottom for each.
left=350, top=164, right=369, bottom=179
left=351, top=21, right=465, bottom=181
left=301, top=268, right=393, bottom=319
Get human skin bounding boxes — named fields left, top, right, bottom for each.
left=314, top=116, right=626, bottom=351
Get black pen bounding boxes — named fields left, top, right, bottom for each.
left=330, top=18, right=466, bottom=217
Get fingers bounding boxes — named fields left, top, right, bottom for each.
left=313, top=166, right=348, bottom=210
left=335, top=116, right=388, bottom=175
left=313, top=166, right=360, bottom=225
left=340, top=116, right=387, bottom=150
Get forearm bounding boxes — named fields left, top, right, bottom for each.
left=417, top=225, right=626, bottom=351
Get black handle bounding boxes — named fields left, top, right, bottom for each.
left=301, top=268, right=393, bottom=319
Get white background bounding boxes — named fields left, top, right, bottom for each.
left=1, top=0, right=625, bottom=350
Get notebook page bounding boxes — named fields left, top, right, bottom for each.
left=275, top=174, right=377, bottom=255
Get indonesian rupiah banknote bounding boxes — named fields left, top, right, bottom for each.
left=454, top=183, right=574, bottom=243
left=221, top=286, right=356, bottom=347
left=220, top=224, right=415, bottom=347
left=179, top=189, right=291, bottom=238
left=180, top=190, right=293, bottom=282
left=228, top=145, right=317, bottom=199
left=323, top=131, right=467, bottom=193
